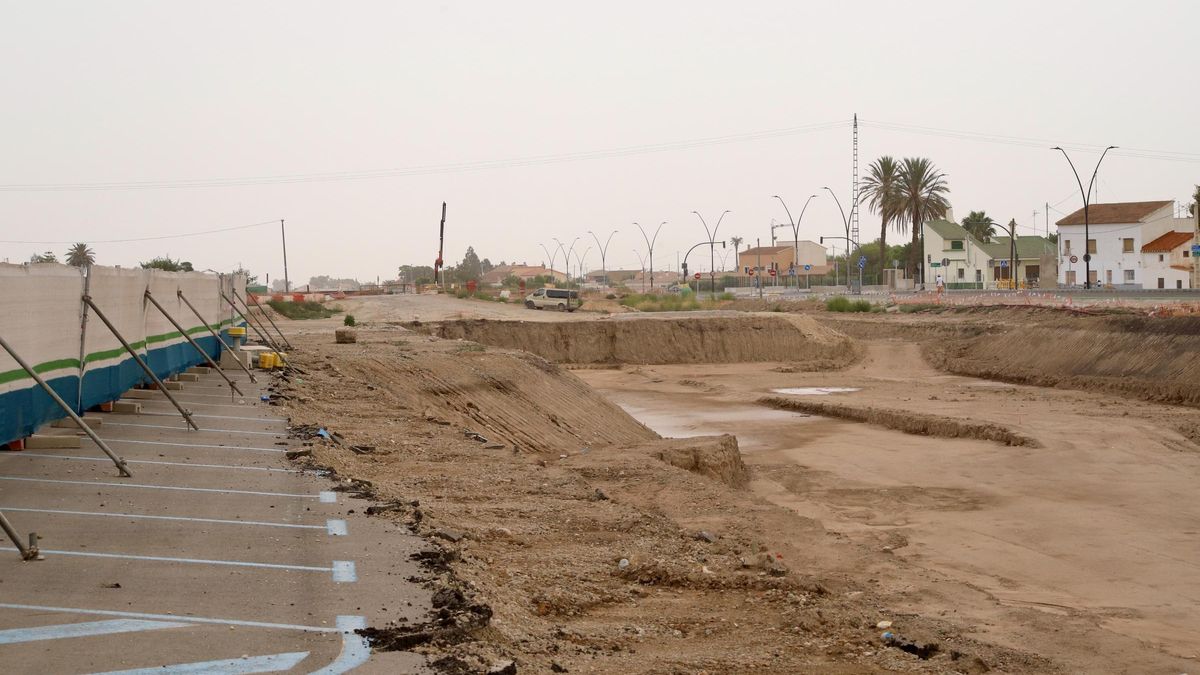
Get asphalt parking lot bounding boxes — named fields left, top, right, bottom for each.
left=0, top=370, right=430, bottom=674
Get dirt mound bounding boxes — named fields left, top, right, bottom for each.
left=758, top=396, right=1040, bottom=447
left=412, top=313, right=859, bottom=365
left=929, top=315, right=1200, bottom=407
left=637, top=434, right=749, bottom=488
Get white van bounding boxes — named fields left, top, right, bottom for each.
left=524, top=287, right=579, bottom=311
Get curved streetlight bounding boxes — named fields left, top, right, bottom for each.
left=822, top=187, right=855, bottom=291
left=632, top=249, right=647, bottom=292
left=772, top=195, right=818, bottom=276
left=1051, top=145, right=1118, bottom=289
left=633, top=221, right=666, bottom=289
left=692, top=210, right=730, bottom=297
left=573, top=246, right=592, bottom=286
left=553, top=237, right=581, bottom=309
left=538, top=243, right=559, bottom=279
left=587, top=229, right=618, bottom=288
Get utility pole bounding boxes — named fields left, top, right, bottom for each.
left=280, top=219, right=289, bottom=293
left=756, top=237, right=763, bottom=300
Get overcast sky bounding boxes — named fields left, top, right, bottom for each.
left=1, top=1, right=1197, bottom=282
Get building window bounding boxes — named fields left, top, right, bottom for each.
left=1087, top=239, right=1097, bottom=254
left=1066, top=270, right=1077, bottom=285
left=1124, top=269, right=1135, bottom=282
left=1158, top=278, right=1165, bottom=289
left=1063, top=239, right=1072, bottom=254
left=1159, top=254, right=1165, bottom=262
left=1122, top=238, right=1134, bottom=253
left=1186, top=250, right=1191, bottom=258
left=957, top=267, right=964, bottom=279
left=1179, top=280, right=1185, bottom=289
left=950, top=240, right=964, bottom=251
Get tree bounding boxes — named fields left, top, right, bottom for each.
left=961, top=211, right=996, bottom=242
left=1191, top=185, right=1199, bottom=216
left=457, top=246, right=483, bottom=282
left=141, top=256, right=193, bottom=272
left=480, top=258, right=495, bottom=274
left=860, top=156, right=902, bottom=279
left=29, top=251, right=58, bottom=263
left=894, top=157, right=951, bottom=286
left=65, top=243, right=95, bottom=267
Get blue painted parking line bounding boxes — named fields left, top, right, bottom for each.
left=0, top=619, right=186, bottom=644
left=0, top=548, right=357, bottom=583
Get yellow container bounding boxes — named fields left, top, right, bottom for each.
left=228, top=326, right=247, bottom=337
left=258, top=352, right=277, bottom=369
left=274, top=352, right=287, bottom=367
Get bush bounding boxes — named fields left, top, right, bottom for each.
left=824, top=296, right=873, bottom=313
left=267, top=299, right=341, bottom=320
left=343, top=314, right=356, bottom=326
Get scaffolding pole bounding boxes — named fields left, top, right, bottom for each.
left=177, top=290, right=258, bottom=383
left=82, top=296, right=200, bottom=431
left=145, top=290, right=245, bottom=398
left=0, top=511, right=39, bottom=561
left=0, top=333, right=132, bottom=477
left=241, top=291, right=292, bottom=350
left=227, top=291, right=294, bottom=371
left=221, top=290, right=281, bottom=353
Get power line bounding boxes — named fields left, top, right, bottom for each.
left=0, top=219, right=278, bottom=245
left=0, top=121, right=850, bottom=193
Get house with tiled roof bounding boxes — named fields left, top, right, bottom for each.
left=1054, top=200, right=1195, bottom=288
left=480, top=263, right=566, bottom=286
left=922, top=218, right=1057, bottom=288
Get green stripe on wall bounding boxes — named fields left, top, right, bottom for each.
left=0, top=318, right=235, bottom=386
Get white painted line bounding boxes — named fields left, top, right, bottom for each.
left=102, top=422, right=282, bottom=436
left=310, top=616, right=371, bottom=674
left=0, top=602, right=339, bottom=633
left=0, top=619, right=187, bottom=645
left=4, top=453, right=303, bottom=474
left=94, top=650, right=308, bottom=674
left=0, top=507, right=328, bottom=532
left=159, top=391, right=263, bottom=401
left=326, top=519, right=347, bottom=536
left=0, top=476, right=324, bottom=499
left=89, top=438, right=286, bottom=453
left=137, top=401, right=271, bottom=410
left=331, top=561, right=357, bottom=583
left=0, top=547, right=352, bottom=582
left=319, top=491, right=337, bottom=503
left=137, top=411, right=286, bottom=423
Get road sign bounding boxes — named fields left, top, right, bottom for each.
left=693, top=272, right=701, bottom=280
left=788, top=268, right=797, bottom=276
left=768, top=268, right=777, bottom=277
left=1192, top=244, right=1200, bottom=255
left=999, top=259, right=1009, bottom=268
left=858, top=255, right=867, bottom=266
left=891, top=260, right=899, bottom=269
left=929, top=262, right=941, bottom=268
left=1069, top=255, right=1078, bottom=263
left=803, top=264, right=812, bottom=272
left=941, top=257, right=950, bottom=267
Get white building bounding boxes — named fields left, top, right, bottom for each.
left=1055, top=200, right=1194, bottom=288
left=922, top=219, right=1057, bottom=289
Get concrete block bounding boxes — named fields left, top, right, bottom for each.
left=122, top=389, right=159, bottom=400
left=163, top=381, right=185, bottom=390
left=26, top=434, right=82, bottom=449
left=187, top=366, right=212, bottom=375
left=221, top=350, right=250, bottom=369
left=51, top=416, right=103, bottom=429
left=176, top=373, right=201, bottom=382
left=111, top=401, right=143, bottom=414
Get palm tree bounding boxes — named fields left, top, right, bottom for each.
left=860, top=156, right=902, bottom=279
left=894, top=157, right=950, bottom=287
left=729, top=236, right=743, bottom=269
left=960, top=211, right=996, bottom=243
left=65, top=243, right=95, bottom=267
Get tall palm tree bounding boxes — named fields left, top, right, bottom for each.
left=729, top=236, right=743, bottom=269
left=960, top=211, right=996, bottom=242
left=65, top=242, right=95, bottom=267
left=860, top=156, right=902, bottom=279
left=895, top=157, right=950, bottom=287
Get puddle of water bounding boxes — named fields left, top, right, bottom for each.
left=614, top=400, right=813, bottom=448
left=771, top=387, right=861, bottom=396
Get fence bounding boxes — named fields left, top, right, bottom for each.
left=0, top=263, right=244, bottom=445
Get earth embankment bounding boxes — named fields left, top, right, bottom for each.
left=411, top=313, right=859, bottom=366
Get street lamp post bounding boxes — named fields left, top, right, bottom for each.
left=632, top=249, right=647, bottom=292
left=587, top=229, right=618, bottom=288
left=823, top=187, right=862, bottom=292
left=681, top=239, right=727, bottom=296
left=994, top=219, right=1018, bottom=290
left=1052, top=145, right=1118, bottom=290
left=633, top=221, right=666, bottom=290
left=538, top=243, right=559, bottom=279
left=772, top=195, right=818, bottom=280
left=691, top=210, right=730, bottom=298
left=553, top=237, right=580, bottom=309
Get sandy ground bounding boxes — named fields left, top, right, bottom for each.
left=579, top=339, right=1200, bottom=670
left=272, top=293, right=1200, bottom=673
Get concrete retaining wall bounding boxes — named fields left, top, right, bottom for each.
left=0, top=263, right=245, bottom=444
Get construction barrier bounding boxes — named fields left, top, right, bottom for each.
left=0, top=263, right=245, bottom=445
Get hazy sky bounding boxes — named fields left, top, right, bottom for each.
left=2, top=1, right=1197, bottom=282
